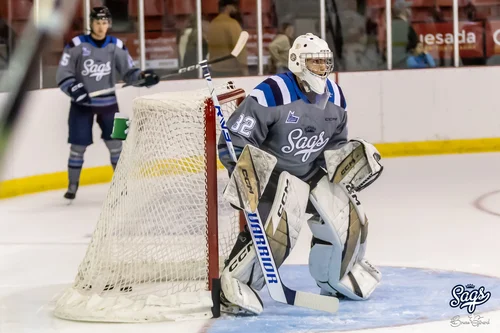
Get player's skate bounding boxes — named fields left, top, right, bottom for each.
left=64, top=183, right=79, bottom=201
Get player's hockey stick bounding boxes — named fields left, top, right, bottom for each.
left=89, top=31, right=249, bottom=98
left=157, top=30, right=249, bottom=81
left=0, top=0, right=80, bottom=175
left=200, top=60, right=339, bottom=314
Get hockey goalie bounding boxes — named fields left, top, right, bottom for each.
left=217, top=33, right=384, bottom=315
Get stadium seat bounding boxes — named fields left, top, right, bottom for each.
left=11, top=0, right=33, bottom=21
left=128, top=0, right=165, bottom=32
left=202, top=0, right=218, bottom=14
left=128, top=0, right=165, bottom=17
left=166, top=0, right=196, bottom=15
left=240, top=0, right=272, bottom=14
left=243, top=14, right=271, bottom=28
left=73, top=0, right=107, bottom=18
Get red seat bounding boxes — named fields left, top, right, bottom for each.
left=73, top=0, right=107, bottom=18
left=243, top=14, right=271, bottom=29
left=202, top=0, right=273, bottom=17
left=202, top=0, right=218, bottom=15
left=435, top=0, right=453, bottom=5
left=409, top=8, right=435, bottom=21
left=240, top=0, right=272, bottom=14
left=129, top=0, right=164, bottom=17
left=367, top=0, right=386, bottom=8
left=166, top=0, right=196, bottom=15
left=469, top=0, right=500, bottom=4
left=11, top=0, right=33, bottom=21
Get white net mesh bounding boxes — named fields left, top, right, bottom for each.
left=54, top=85, right=245, bottom=322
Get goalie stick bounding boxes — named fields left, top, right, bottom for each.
left=89, top=31, right=249, bottom=98
left=200, top=60, right=340, bottom=314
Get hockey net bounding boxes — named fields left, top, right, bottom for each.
left=54, top=83, right=246, bottom=322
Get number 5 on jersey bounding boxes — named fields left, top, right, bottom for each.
left=231, top=115, right=256, bottom=137
left=60, top=53, right=71, bottom=66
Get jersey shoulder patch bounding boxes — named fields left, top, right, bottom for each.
left=65, top=35, right=85, bottom=49
left=109, top=36, right=126, bottom=50
left=248, top=73, right=299, bottom=107
left=326, top=78, right=347, bottom=110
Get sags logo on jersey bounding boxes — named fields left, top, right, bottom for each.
left=281, top=128, right=330, bottom=162
left=81, top=59, right=112, bottom=81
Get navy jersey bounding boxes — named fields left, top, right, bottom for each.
left=56, top=34, right=141, bottom=107
left=218, top=71, right=348, bottom=182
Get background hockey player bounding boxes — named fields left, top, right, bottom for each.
left=218, top=33, right=384, bottom=314
left=56, top=6, right=159, bottom=200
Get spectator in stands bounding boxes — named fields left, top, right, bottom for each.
left=464, top=1, right=478, bottom=21
left=341, top=8, right=384, bottom=71
left=268, top=22, right=294, bottom=74
left=207, top=0, right=248, bottom=77
left=391, top=0, right=418, bottom=69
left=431, top=4, right=445, bottom=22
left=406, top=41, right=436, bottom=69
left=177, top=15, right=208, bottom=78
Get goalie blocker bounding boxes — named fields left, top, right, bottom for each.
left=220, top=140, right=383, bottom=314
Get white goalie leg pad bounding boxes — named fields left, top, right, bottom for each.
left=264, top=171, right=310, bottom=268
left=308, top=176, right=382, bottom=300
left=223, top=145, right=277, bottom=212
left=221, top=171, right=310, bottom=314
left=324, top=138, right=383, bottom=191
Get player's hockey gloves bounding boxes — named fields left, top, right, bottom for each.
left=69, top=82, right=90, bottom=104
left=140, top=69, right=160, bottom=87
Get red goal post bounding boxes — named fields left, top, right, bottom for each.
left=205, top=88, right=247, bottom=293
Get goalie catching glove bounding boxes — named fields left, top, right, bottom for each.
left=325, top=138, right=383, bottom=191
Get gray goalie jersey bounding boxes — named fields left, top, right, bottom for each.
left=56, top=34, right=141, bottom=107
left=218, top=71, right=348, bottom=182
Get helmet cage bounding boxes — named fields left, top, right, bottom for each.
left=300, top=51, right=334, bottom=79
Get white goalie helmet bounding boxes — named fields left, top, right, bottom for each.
left=288, top=33, right=334, bottom=94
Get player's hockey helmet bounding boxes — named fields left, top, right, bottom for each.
left=288, top=33, right=334, bottom=94
left=90, top=6, right=112, bottom=26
